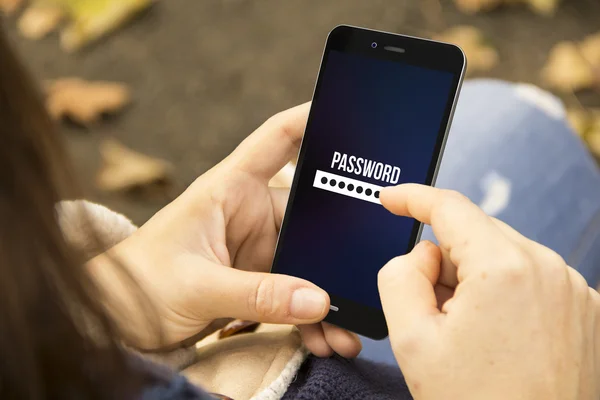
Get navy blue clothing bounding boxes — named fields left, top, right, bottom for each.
left=284, top=355, right=412, bottom=400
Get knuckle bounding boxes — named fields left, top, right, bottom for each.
left=433, top=190, right=471, bottom=220
left=265, top=111, right=284, bottom=127
left=264, top=111, right=298, bottom=146
left=441, top=190, right=470, bottom=206
left=534, top=246, right=566, bottom=270
left=495, top=247, right=531, bottom=281
left=567, top=267, right=590, bottom=298
left=249, top=278, right=278, bottom=318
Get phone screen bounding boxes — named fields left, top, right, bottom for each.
left=272, top=27, right=464, bottom=335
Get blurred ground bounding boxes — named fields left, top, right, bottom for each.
left=4, top=0, right=600, bottom=225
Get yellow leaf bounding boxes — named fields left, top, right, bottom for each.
left=525, top=0, right=560, bottom=15
left=541, top=41, right=595, bottom=92
left=97, top=139, right=173, bottom=192
left=453, top=0, right=503, bottom=14
left=45, top=78, right=131, bottom=125
left=57, top=0, right=152, bottom=52
left=0, top=0, right=24, bottom=15
left=434, top=26, right=498, bottom=74
left=18, top=3, right=64, bottom=40
left=580, top=32, right=600, bottom=69
left=453, top=0, right=560, bottom=15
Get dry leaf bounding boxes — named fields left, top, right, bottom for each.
left=97, top=139, right=173, bottom=192
left=580, top=32, right=600, bottom=69
left=453, top=0, right=559, bottom=15
left=58, top=0, right=152, bottom=52
left=541, top=41, right=596, bottom=93
left=434, top=26, right=498, bottom=74
left=46, top=78, right=131, bottom=125
left=567, top=108, right=600, bottom=157
left=18, top=3, right=64, bottom=40
left=525, top=0, right=560, bottom=15
left=453, top=0, right=503, bottom=14
left=0, top=0, right=24, bottom=15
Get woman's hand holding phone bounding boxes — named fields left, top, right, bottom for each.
left=94, top=103, right=361, bottom=357
left=378, top=185, right=600, bottom=400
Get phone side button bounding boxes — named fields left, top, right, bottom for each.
left=329, top=305, right=339, bottom=312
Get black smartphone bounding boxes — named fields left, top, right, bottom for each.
left=271, top=25, right=466, bottom=340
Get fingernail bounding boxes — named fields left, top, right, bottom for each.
left=290, top=288, right=327, bottom=319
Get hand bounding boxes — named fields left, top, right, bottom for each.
left=377, top=184, right=600, bottom=400
left=91, top=104, right=361, bottom=357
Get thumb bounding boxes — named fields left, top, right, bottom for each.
left=201, top=266, right=330, bottom=324
left=378, top=241, right=442, bottom=341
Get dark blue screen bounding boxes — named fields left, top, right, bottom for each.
left=275, top=50, right=455, bottom=310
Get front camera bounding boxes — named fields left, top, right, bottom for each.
left=371, top=42, right=378, bottom=49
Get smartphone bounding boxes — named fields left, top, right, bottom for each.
left=271, top=25, right=465, bottom=340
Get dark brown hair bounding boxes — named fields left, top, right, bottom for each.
left=0, top=27, right=142, bottom=399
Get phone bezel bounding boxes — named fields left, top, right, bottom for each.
left=271, top=25, right=466, bottom=340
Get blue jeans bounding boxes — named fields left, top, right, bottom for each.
left=360, top=79, right=600, bottom=366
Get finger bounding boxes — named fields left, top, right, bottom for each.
left=229, top=103, right=309, bottom=181
left=269, top=187, right=290, bottom=229
left=438, top=246, right=458, bottom=288
left=433, top=283, right=454, bottom=311
left=322, top=323, right=362, bottom=358
left=378, top=241, right=442, bottom=337
left=200, top=265, right=330, bottom=325
left=298, top=324, right=333, bottom=357
left=380, top=184, right=510, bottom=268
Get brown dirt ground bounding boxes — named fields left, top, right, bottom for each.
left=4, top=0, right=600, bottom=225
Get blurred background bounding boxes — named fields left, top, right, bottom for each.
left=2, top=0, right=599, bottom=225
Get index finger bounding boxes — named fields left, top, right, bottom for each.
left=380, top=184, right=510, bottom=268
left=229, top=102, right=310, bottom=181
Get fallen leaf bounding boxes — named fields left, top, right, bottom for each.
left=0, top=0, right=24, bottom=15
left=18, top=3, right=65, bottom=40
left=580, top=32, right=600, bottom=69
left=567, top=108, right=600, bottom=157
left=452, top=0, right=559, bottom=15
left=453, top=0, right=503, bottom=14
left=525, top=0, right=560, bottom=15
left=590, top=114, right=600, bottom=139
left=46, top=78, right=131, bottom=125
left=97, top=139, right=173, bottom=192
left=434, top=26, right=499, bottom=74
left=57, top=0, right=153, bottom=52
left=541, top=41, right=596, bottom=92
